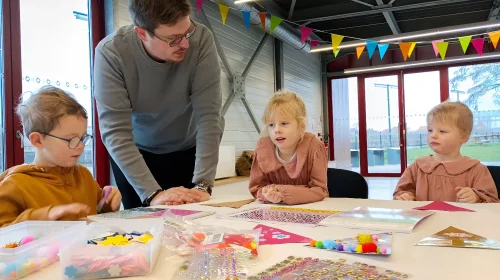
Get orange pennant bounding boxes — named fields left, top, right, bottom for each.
left=488, top=31, right=500, bottom=49
left=259, top=12, right=266, bottom=30
left=399, top=42, right=413, bottom=61
left=356, top=45, right=365, bottom=59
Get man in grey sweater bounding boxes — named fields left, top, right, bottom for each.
left=94, top=0, right=224, bottom=209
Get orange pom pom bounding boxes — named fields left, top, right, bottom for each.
left=361, top=242, right=377, bottom=253
left=309, top=240, right=316, bottom=247
left=191, top=232, right=206, bottom=243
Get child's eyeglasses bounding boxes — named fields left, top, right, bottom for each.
left=147, top=20, right=197, bottom=47
left=41, top=132, right=93, bottom=149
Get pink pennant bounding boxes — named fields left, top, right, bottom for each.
left=471, top=38, right=485, bottom=56
left=300, top=26, right=313, bottom=44
left=254, top=224, right=311, bottom=245
left=196, top=0, right=205, bottom=13
left=310, top=40, right=319, bottom=47
left=431, top=40, right=444, bottom=57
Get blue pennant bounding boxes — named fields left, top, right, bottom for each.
left=378, top=44, right=390, bottom=59
left=242, top=11, right=251, bottom=30
left=366, top=40, right=378, bottom=59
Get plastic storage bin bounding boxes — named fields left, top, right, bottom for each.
left=59, top=218, right=163, bottom=279
left=0, top=221, right=86, bottom=280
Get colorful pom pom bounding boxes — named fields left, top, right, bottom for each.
left=380, top=246, right=387, bottom=254
left=309, top=240, right=316, bottom=247
left=192, top=232, right=206, bottom=243
left=20, top=236, right=35, bottom=246
left=357, top=234, right=372, bottom=244
left=362, top=242, right=378, bottom=253
left=371, top=234, right=379, bottom=242
left=323, top=240, right=335, bottom=249
left=315, top=241, right=324, bottom=249
left=355, top=245, right=363, bottom=253
left=377, top=247, right=381, bottom=254
left=351, top=246, right=357, bottom=252
left=345, top=246, right=352, bottom=252
left=336, top=243, right=344, bottom=251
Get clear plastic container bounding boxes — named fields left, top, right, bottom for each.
left=0, top=221, right=86, bottom=280
left=59, top=218, right=163, bottom=279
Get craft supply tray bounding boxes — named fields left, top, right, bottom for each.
left=0, top=221, right=86, bottom=280
left=59, top=218, right=163, bottom=279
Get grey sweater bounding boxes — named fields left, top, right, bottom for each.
left=93, top=24, right=224, bottom=201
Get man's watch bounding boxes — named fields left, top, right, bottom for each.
left=193, top=181, right=213, bottom=196
left=143, top=189, right=162, bottom=206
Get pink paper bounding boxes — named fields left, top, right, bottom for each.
left=300, top=26, right=313, bottom=44
left=413, top=201, right=475, bottom=212
left=432, top=40, right=444, bottom=56
left=196, top=0, right=205, bottom=13
left=254, top=224, right=311, bottom=245
left=472, top=38, right=485, bottom=56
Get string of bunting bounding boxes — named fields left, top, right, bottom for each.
left=197, top=0, right=500, bottom=60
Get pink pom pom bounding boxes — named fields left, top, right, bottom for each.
left=380, top=246, right=387, bottom=254
left=371, top=235, right=378, bottom=242
left=46, top=246, right=60, bottom=261
left=20, top=236, right=35, bottom=245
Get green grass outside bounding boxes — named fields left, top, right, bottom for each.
left=406, top=143, right=500, bottom=163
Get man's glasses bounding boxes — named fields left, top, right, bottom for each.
left=148, top=20, right=197, bottom=47
left=41, top=132, right=93, bottom=149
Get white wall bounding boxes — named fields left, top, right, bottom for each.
left=111, top=0, right=323, bottom=161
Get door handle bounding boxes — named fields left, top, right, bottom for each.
left=16, top=130, right=24, bottom=149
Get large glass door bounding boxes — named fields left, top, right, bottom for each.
left=19, top=0, right=94, bottom=174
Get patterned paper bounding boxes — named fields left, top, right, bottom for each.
left=202, top=198, right=256, bottom=209
left=253, top=224, right=311, bottom=245
left=415, top=226, right=500, bottom=249
left=220, top=207, right=340, bottom=227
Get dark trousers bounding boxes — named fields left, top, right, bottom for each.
left=110, top=146, right=196, bottom=209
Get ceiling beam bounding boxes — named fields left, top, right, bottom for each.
left=350, top=0, right=374, bottom=8
left=376, top=0, right=401, bottom=34
left=288, top=0, right=297, bottom=20
left=294, top=0, right=472, bottom=23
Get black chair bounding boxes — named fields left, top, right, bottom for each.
left=486, top=166, right=500, bottom=195
left=327, top=168, right=368, bottom=199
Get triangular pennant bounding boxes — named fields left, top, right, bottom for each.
left=378, top=44, right=389, bottom=59
left=218, top=4, right=229, bottom=25
left=259, top=12, right=266, bottom=30
left=305, top=232, right=393, bottom=255
left=408, top=42, right=416, bottom=57
left=254, top=224, right=311, bottom=245
left=436, top=42, right=449, bottom=60
left=414, top=201, right=475, bottom=212
left=472, top=38, right=485, bottom=56
left=196, top=0, right=205, bottom=13
left=310, top=40, right=319, bottom=47
left=333, top=48, right=340, bottom=57
left=366, top=40, right=378, bottom=59
left=488, top=31, right=500, bottom=49
left=331, top=34, right=344, bottom=51
left=458, top=36, right=472, bottom=54
left=270, top=16, right=283, bottom=33
left=300, top=26, right=313, bottom=44
left=432, top=40, right=444, bottom=57
left=415, top=226, right=500, bottom=249
left=399, top=42, right=412, bottom=61
left=356, top=45, right=365, bottom=59
left=242, top=11, right=251, bottom=30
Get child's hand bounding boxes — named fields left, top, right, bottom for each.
left=48, top=203, right=90, bottom=220
left=103, top=186, right=122, bottom=211
left=262, top=185, right=283, bottom=203
left=455, top=187, right=479, bottom=203
left=394, top=193, right=415, bottom=201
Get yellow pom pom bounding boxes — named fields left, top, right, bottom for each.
left=251, top=241, right=257, bottom=249
left=356, top=244, right=363, bottom=253
left=357, top=234, right=373, bottom=244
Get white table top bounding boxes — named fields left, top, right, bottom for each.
left=26, top=181, right=500, bottom=280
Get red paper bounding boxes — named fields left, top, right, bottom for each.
left=254, top=224, right=311, bottom=245
left=413, top=201, right=475, bottom=212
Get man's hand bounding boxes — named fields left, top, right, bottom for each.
left=48, top=203, right=90, bottom=220
left=150, top=187, right=202, bottom=206
left=456, top=187, right=479, bottom=203
left=394, top=193, right=415, bottom=201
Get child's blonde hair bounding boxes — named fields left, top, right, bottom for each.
left=261, top=90, right=307, bottom=136
left=16, top=86, right=88, bottom=136
left=427, top=101, right=473, bottom=136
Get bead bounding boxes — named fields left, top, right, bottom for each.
left=309, top=240, right=316, bottom=247
left=315, top=241, right=324, bottom=249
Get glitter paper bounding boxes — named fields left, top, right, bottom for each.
left=220, top=207, right=340, bottom=227
left=249, top=256, right=411, bottom=279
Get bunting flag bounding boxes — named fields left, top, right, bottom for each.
left=432, top=40, right=444, bottom=57
left=398, top=42, right=413, bottom=61
left=458, top=36, right=472, bottom=54
left=488, top=31, right=500, bottom=49
left=242, top=11, right=251, bottom=30
left=408, top=42, right=416, bottom=57
left=270, top=16, right=283, bottom=33
left=196, top=0, right=205, bottom=13
left=331, top=34, right=344, bottom=51
left=333, top=48, right=340, bottom=57
left=356, top=45, right=365, bottom=59
left=436, top=41, right=449, bottom=60
left=378, top=44, right=389, bottom=59
left=366, top=40, right=378, bottom=59
left=218, top=4, right=229, bottom=25
left=471, top=37, right=485, bottom=55
left=300, top=26, right=313, bottom=44
left=259, top=12, right=266, bottom=30
left=310, top=40, right=319, bottom=47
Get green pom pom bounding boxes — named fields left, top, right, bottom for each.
left=315, top=241, right=324, bottom=248
left=377, top=247, right=381, bottom=254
